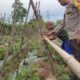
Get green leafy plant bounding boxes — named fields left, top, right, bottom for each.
left=0, top=47, right=5, bottom=59
left=15, top=65, right=40, bottom=80
left=12, top=42, right=20, bottom=53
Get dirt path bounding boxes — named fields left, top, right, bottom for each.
left=46, top=73, right=57, bottom=80
left=34, top=60, right=57, bottom=80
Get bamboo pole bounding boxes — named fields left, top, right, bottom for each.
left=44, top=36, right=80, bottom=79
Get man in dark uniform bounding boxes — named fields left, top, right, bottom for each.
left=45, top=21, right=73, bottom=55
left=45, top=0, right=80, bottom=79
left=46, top=0, right=80, bottom=62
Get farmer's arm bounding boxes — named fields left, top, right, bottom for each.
left=48, top=21, right=65, bottom=37
left=45, top=22, right=65, bottom=40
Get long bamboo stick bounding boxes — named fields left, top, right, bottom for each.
left=44, top=36, right=80, bottom=79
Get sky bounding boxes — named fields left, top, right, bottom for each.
left=0, top=0, right=65, bottom=22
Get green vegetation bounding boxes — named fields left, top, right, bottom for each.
left=12, top=0, right=27, bottom=23
left=0, top=20, right=71, bottom=80
left=7, top=65, right=40, bottom=80
left=0, top=47, right=5, bottom=59
left=0, top=0, right=74, bottom=80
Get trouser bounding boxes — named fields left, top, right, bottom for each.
left=61, top=39, right=73, bottom=55
left=71, top=39, right=80, bottom=62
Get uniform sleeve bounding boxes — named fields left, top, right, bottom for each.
left=53, top=22, right=64, bottom=35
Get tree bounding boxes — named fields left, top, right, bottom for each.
left=12, top=0, right=27, bottom=23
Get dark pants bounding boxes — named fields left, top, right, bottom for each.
left=61, top=39, right=73, bottom=55
left=71, top=39, right=80, bottom=62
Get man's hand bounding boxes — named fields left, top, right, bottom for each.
left=48, top=34, right=57, bottom=40
left=44, top=31, right=57, bottom=40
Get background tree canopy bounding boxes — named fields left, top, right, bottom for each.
left=12, top=0, right=27, bottom=23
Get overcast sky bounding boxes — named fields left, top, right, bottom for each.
left=0, top=0, right=65, bottom=22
